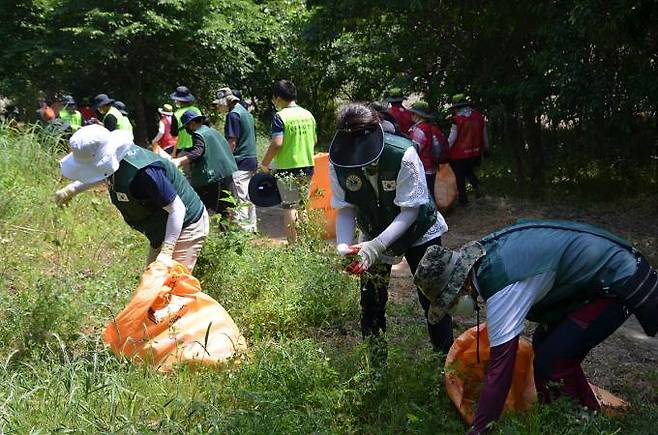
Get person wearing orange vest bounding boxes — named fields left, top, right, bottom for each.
left=151, top=104, right=177, bottom=155
left=385, top=88, right=414, bottom=134
left=447, top=94, right=489, bottom=206
left=261, top=79, right=317, bottom=244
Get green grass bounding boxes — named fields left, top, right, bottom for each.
left=0, top=125, right=656, bottom=433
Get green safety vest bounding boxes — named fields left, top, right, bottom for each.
left=334, top=133, right=437, bottom=256
left=189, top=125, right=238, bottom=188
left=109, top=144, right=204, bottom=248
left=230, top=103, right=257, bottom=163
left=59, top=110, right=82, bottom=131
left=475, top=220, right=637, bottom=324
left=274, top=104, right=316, bottom=169
left=174, top=105, right=202, bottom=151
left=103, top=106, right=133, bottom=132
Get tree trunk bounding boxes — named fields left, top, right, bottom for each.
left=505, top=112, right=526, bottom=191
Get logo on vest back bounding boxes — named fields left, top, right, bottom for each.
left=345, top=174, right=363, bottom=192
left=382, top=180, right=397, bottom=191
left=116, top=192, right=129, bottom=202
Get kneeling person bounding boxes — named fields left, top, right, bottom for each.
left=414, top=220, right=658, bottom=434
left=329, top=103, right=453, bottom=354
left=173, top=111, right=238, bottom=219
left=54, top=125, right=208, bottom=271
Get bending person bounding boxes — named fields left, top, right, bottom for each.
left=329, top=103, right=453, bottom=357
left=414, top=219, right=658, bottom=434
left=54, top=125, right=209, bottom=271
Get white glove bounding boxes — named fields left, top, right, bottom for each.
left=356, top=238, right=386, bottom=270
left=155, top=243, right=175, bottom=268
left=336, top=243, right=359, bottom=256
left=54, top=183, right=78, bottom=207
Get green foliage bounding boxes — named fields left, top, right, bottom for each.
left=1, top=129, right=657, bottom=432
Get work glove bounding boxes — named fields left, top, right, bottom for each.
left=358, top=238, right=386, bottom=269
left=345, top=238, right=386, bottom=275
left=54, top=183, right=78, bottom=208
left=155, top=242, right=175, bottom=268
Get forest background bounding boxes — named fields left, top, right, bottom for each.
left=1, top=0, right=656, bottom=197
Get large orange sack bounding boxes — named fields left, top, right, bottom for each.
left=445, top=324, right=627, bottom=425
left=434, top=163, right=458, bottom=210
left=309, top=152, right=336, bottom=239
left=103, top=261, right=247, bottom=372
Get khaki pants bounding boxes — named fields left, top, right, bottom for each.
left=147, top=209, right=210, bottom=272
left=231, top=169, right=258, bottom=232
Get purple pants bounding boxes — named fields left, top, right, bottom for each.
left=532, top=297, right=629, bottom=409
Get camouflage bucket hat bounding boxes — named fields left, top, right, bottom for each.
left=413, top=241, right=486, bottom=324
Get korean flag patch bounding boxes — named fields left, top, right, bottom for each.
left=382, top=180, right=397, bottom=191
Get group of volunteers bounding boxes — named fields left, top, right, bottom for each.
left=54, top=79, right=316, bottom=270
left=327, top=100, right=657, bottom=434
left=53, top=82, right=657, bottom=434
left=382, top=89, right=489, bottom=207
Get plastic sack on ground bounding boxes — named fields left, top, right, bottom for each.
left=434, top=163, right=458, bottom=210
left=103, top=261, right=247, bottom=372
left=445, top=324, right=628, bottom=425
left=309, top=152, right=337, bottom=239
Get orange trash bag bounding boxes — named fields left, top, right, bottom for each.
left=445, top=324, right=628, bottom=425
left=103, top=261, right=247, bottom=372
left=434, top=163, right=458, bottom=210
left=309, top=152, right=337, bottom=239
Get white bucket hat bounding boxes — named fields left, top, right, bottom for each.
left=60, top=124, right=133, bottom=184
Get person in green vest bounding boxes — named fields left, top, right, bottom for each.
left=261, top=80, right=316, bottom=243
left=57, top=95, right=83, bottom=132
left=170, top=86, right=202, bottom=156
left=53, top=124, right=209, bottom=271
left=172, top=110, right=237, bottom=219
left=92, top=94, right=133, bottom=133
left=329, top=103, right=453, bottom=360
left=213, top=87, right=258, bottom=232
left=414, top=220, right=658, bottom=434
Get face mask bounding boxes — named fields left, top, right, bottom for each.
left=448, top=294, right=476, bottom=317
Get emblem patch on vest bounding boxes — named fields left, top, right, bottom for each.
left=345, top=174, right=363, bottom=192
left=382, top=180, right=397, bottom=191
left=116, top=192, right=129, bottom=202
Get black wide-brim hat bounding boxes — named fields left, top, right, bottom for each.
left=92, top=93, right=114, bottom=109
left=170, top=86, right=196, bottom=102
left=248, top=173, right=281, bottom=207
left=329, top=124, right=384, bottom=168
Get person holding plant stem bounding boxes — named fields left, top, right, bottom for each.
left=329, top=103, right=453, bottom=357
left=414, top=220, right=658, bottom=433
left=171, top=110, right=237, bottom=220
left=54, top=125, right=209, bottom=271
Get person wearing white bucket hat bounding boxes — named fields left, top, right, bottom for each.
left=54, top=124, right=209, bottom=271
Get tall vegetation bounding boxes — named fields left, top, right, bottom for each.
left=1, top=0, right=656, bottom=194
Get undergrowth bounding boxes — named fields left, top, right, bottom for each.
left=0, top=125, right=656, bottom=433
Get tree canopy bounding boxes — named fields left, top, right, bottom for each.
left=1, top=0, right=656, bottom=193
